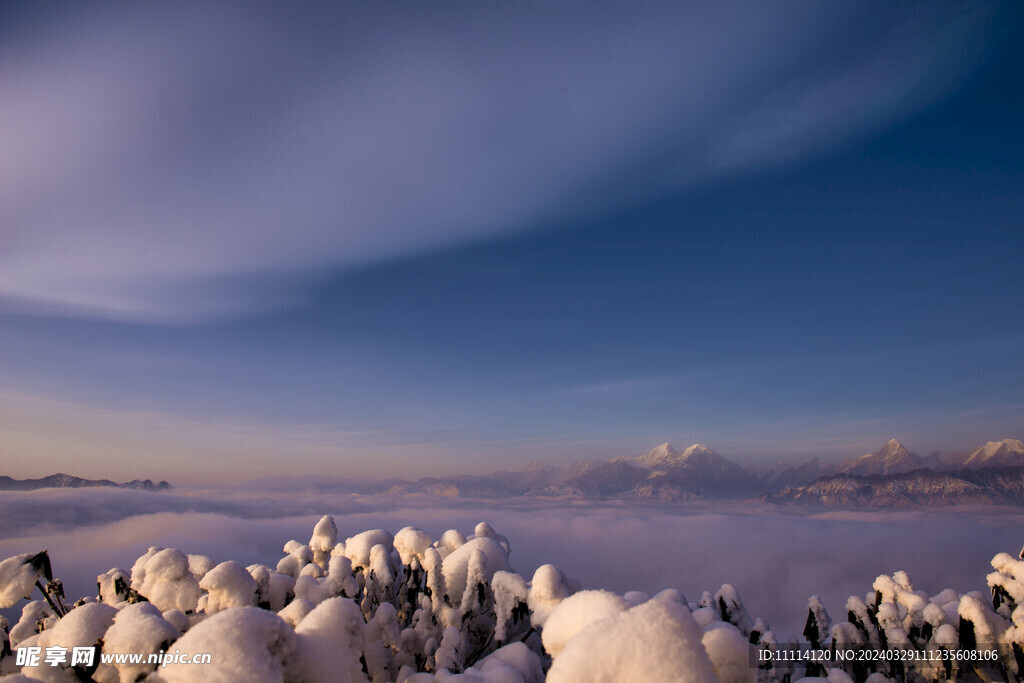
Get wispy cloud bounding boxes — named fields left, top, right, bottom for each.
left=0, top=1, right=998, bottom=322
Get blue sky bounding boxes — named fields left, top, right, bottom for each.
left=1, top=1, right=1022, bottom=481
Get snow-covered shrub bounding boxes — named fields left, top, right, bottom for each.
left=540, top=590, right=628, bottom=658
left=702, top=621, right=755, bottom=683
left=309, top=515, right=338, bottom=570
left=0, top=555, right=45, bottom=610
left=198, top=561, right=259, bottom=614
left=149, top=607, right=296, bottom=682
left=93, top=602, right=179, bottom=683
left=526, top=565, right=576, bottom=628
left=292, top=597, right=367, bottom=682
left=546, top=591, right=716, bottom=682
left=130, top=548, right=202, bottom=613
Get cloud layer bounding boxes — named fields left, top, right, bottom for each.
left=1, top=488, right=1019, bottom=636
left=0, top=1, right=996, bottom=321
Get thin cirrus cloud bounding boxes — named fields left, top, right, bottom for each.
left=0, top=1, right=998, bottom=323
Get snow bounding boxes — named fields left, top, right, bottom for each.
left=715, top=584, right=753, bottom=635
left=369, top=543, right=396, bottom=592
left=966, top=438, right=1024, bottom=466
left=441, top=538, right=510, bottom=607
left=423, top=547, right=447, bottom=613
left=438, top=529, right=467, bottom=555
left=325, top=552, right=358, bottom=598
left=309, top=515, right=338, bottom=569
left=702, top=621, right=754, bottom=683
left=9, top=513, right=1024, bottom=682
left=186, top=555, right=213, bottom=581
left=989, top=551, right=1024, bottom=609
left=96, top=568, right=130, bottom=605
left=472, top=522, right=496, bottom=539
left=292, top=597, right=368, bottom=683
left=299, top=562, right=324, bottom=578
left=691, top=605, right=718, bottom=628
left=527, top=565, right=574, bottom=627
left=0, top=554, right=40, bottom=609
left=248, top=563, right=291, bottom=610
left=130, top=548, right=202, bottom=613
left=958, top=593, right=1007, bottom=649
left=541, top=590, right=628, bottom=657
left=17, top=602, right=117, bottom=681
left=546, top=592, right=716, bottom=682
left=622, top=590, right=647, bottom=606
left=481, top=643, right=543, bottom=682
left=469, top=522, right=510, bottom=553
left=363, top=601, right=402, bottom=681
left=150, top=607, right=297, bottom=683
left=38, top=602, right=115, bottom=649
left=276, top=542, right=313, bottom=579
left=344, top=529, right=394, bottom=569
left=458, top=642, right=544, bottom=683
left=93, top=602, right=178, bottom=683
left=277, top=597, right=314, bottom=627
left=395, top=526, right=433, bottom=566
left=162, top=609, right=190, bottom=634
left=293, top=575, right=328, bottom=606
left=491, top=571, right=529, bottom=643
left=804, top=595, right=831, bottom=646
left=199, top=561, right=259, bottom=614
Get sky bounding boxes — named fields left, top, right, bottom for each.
left=1, top=0, right=1023, bottom=482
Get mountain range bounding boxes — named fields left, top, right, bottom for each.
left=406, top=438, right=1024, bottom=506
left=8, top=438, right=1024, bottom=508
left=231, top=437, right=1024, bottom=508
left=0, top=473, right=172, bottom=492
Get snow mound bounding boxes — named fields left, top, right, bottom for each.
left=130, top=548, right=201, bottom=613
left=199, top=561, right=258, bottom=614
left=150, top=607, right=297, bottom=683
left=546, top=593, right=716, bottom=682
left=0, top=554, right=40, bottom=609
left=344, top=529, right=394, bottom=569
left=541, top=590, right=628, bottom=658
left=461, top=642, right=545, bottom=683
left=94, top=602, right=179, bottom=683
left=292, top=597, right=368, bottom=683
left=395, top=526, right=434, bottom=566
left=441, top=537, right=511, bottom=605
left=702, top=621, right=754, bottom=683
left=527, top=564, right=575, bottom=627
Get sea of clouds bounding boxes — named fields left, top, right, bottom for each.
left=2, top=487, right=1021, bottom=637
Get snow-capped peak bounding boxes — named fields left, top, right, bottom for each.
left=634, top=443, right=680, bottom=468
left=881, top=438, right=907, bottom=455
left=964, top=439, right=1024, bottom=468
left=631, top=442, right=723, bottom=468
left=681, top=443, right=714, bottom=458
left=839, top=439, right=922, bottom=476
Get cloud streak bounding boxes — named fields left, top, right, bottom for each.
left=0, top=1, right=998, bottom=322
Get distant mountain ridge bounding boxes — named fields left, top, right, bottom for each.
left=964, top=439, right=1024, bottom=468
left=375, top=437, right=1024, bottom=506
left=837, top=438, right=927, bottom=476
left=762, top=466, right=1024, bottom=507
left=0, top=473, right=171, bottom=491
left=12, top=439, right=1024, bottom=508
